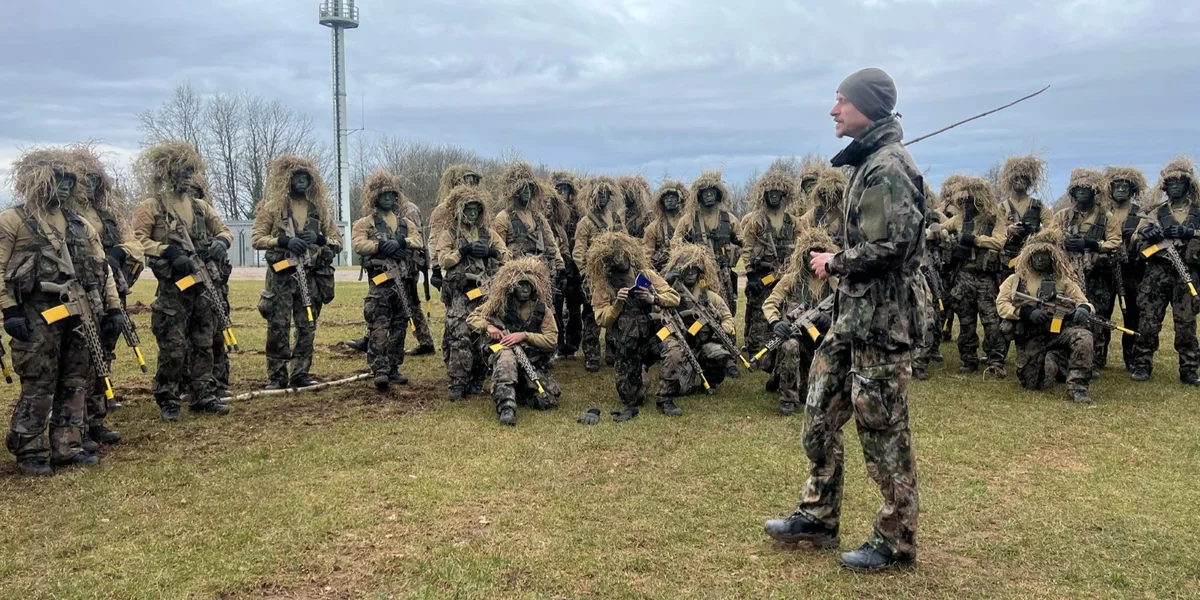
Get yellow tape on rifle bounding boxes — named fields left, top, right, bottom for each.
left=1050, top=316, right=1063, bottom=334
left=306, top=306, right=314, bottom=322
left=490, top=342, right=505, bottom=353
left=134, top=347, right=147, bottom=371
left=466, top=288, right=483, bottom=300
left=371, top=272, right=390, bottom=285
left=272, top=258, right=294, bottom=272
left=228, top=329, right=239, bottom=348
left=938, top=299, right=944, bottom=311
left=40, top=304, right=70, bottom=324
left=1117, top=326, right=1136, bottom=336
left=1142, top=244, right=1161, bottom=258
left=753, top=348, right=768, bottom=361
left=103, top=377, right=114, bottom=400
left=175, top=275, right=197, bottom=291
left=1190, top=283, right=1198, bottom=297
left=761, top=273, right=777, bottom=285
left=222, top=330, right=233, bottom=347
left=1008, top=257, right=1018, bottom=268
left=739, top=355, right=751, bottom=369
left=700, top=375, right=711, bottom=390
left=1118, top=296, right=1126, bottom=310
left=806, top=326, right=820, bottom=341
left=687, top=321, right=703, bottom=336
left=656, top=327, right=671, bottom=341
left=536, top=381, right=546, bottom=394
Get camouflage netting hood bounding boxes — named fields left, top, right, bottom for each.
left=810, top=169, right=847, bottom=213
left=1151, top=156, right=1199, bottom=206
left=1103, top=166, right=1148, bottom=202
left=8, top=147, right=82, bottom=210
left=479, top=256, right=552, bottom=319
left=443, top=183, right=496, bottom=230
left=360, top=171, right=406, bottom=215
left=799, top=164, right=823, bottom=191
left=438, top=164, right=481, bottom=201
left=617, top=174, right=652, bottom=219
left=665, top=243, right=720, bottom=291
left=548, top=170, right=583, bottom=225
left=582, top=175, right=621, bottom=217
left=688, top=171, right=732, bottom=211
left=999, top=153, right=1047, bottom=200
left=951, top=176, right=1002, bottom=220
left=1064, top=168, right=1108, bottom=210
left=68, top=142, right=119, bottom=210
left=134, top=140, right=205, bottom=197
left=750, top=169, right=798, bottom=212
left=939, top=173, right=970, bottom=212
left=584, top=231, right=650, bottom=300
left=265, top=154, right=332, bottom=219
left=499, top=161, right=547, bottom=213
left=651, top=179, right=691, bottom=223
left=1015, top=229, right=1075, bottom=283
left=786, top=227, right=837, bottom=276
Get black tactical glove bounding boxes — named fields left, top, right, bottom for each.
left=555, top=270, right=568, bottom=293
left=813, top=313, right=833, bottom=333
left=1064, top=237, right=1086, bottom=252
left=3, top=307, right=31, bottom=343
left=745, top=279, right=764, bottom=297
left=207, top=238, right=229, bottom=262
left=457, top=243, right=474, bottom=257
left=958, top=232, right=976, bottom=247
left=297, top=229, right=319, bottom=244
left=771, top=320, right=792, bottom=339
left=1071, top=304, right=1091, bottom=326
left=101, top=308, right=125, bottom=340
left=577, top=408, right=601, bottom=426
left=468, top=243, right=490, bottom=259
left=378, top=240, right=402, bottom=257
left=1083, top=238, right=1100, bottom=251
left=664, top=270, right=680, bottom=285
left=162, top=246, right=194, bottom=277
left=1020, top=305, right=1052, bottom=326
left=1121, top=226, right=1137, bottom=241
left=485, top=245, right=499, bottom=259
left=430, top=267, right=443, bottom=290
left=1165, top=225, right=1196, bottom=240
left=610, top=407, right=639, bottom=422
left=105, top=246, right=128, bottom=267
left=1141, top=225, right=1165, bottom=244
left=1009, top=222, right=1029, bottom=239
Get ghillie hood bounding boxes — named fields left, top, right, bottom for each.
left=786, top=227, right=837, bottom=275
left=549, top=170, right=580, bottom=197
left=1064, top=168, right=1108, bottom=210
left=359, top=171, right=407, bottom=215
left=810, top=169, right=847, bottom=213
left=688, top=171, right=732, bottom=210
left=8, top=147, right=83, bottom=210
left=134, top=141, right=205, bottom=197
left=664, top=243, right=721, bottom=291
left=441, top=183, right=495, bottom=231
left=650, top=179, right=690, bottom=224
left=68, top=142, right=120, bottom=211
left=584, top=231, right=650, bottom=300
left=617, top=175, right=652, bottom=222
left=265, top=154, right=332, bottom=221
left=799, top=163, right=824, bottom=191
left=479, top=256, right=552, bottom=320
left=437, top=164, right=481, bottom=201
left=999, top=153, right=1047, bottom=199
left=582, top=175, right=622, bottom=217
left=950, top=176, right=1002, bottom=220
left=499, top=161, right=547, bottom=214
left=1150, top=156, right=1199, bottom=206
left=939, top=173, right=970, bottom=212
left=750, top=169, right=798, bottom=212
left=1103, top=166, right=1148, bottom=203
left=1014, top=228, right=1075, bottom=284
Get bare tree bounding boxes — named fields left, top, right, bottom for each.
left=136, top=83, right=205, bottom=153
left=205, top=93, right=243, bottom=217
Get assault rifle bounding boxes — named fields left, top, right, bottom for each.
left=111, top=267, right=148, bottom=372
left=1113, top=252, right=1127, bottom=311
left=750, top=294, right=834, bottom=367
left=39, top=237, right=115, bottom=402
left=922, top=264, right=945, bottom=313
left=0, top=334, right=13, bottom=384
left=368, top=257, right=414, bottom=321
left=675, top=283, right=751, bottom=370
left=1011, top=291, right=1136, bottom=337
left=274, top=213, right=314, bottom=323
left=162, top=204, right=240, bottom=351
left=1136, top=208, right=1198, bottom=297
left=661, top=307, right=715, bottom=395
left=489, top=328, right=552, bottom=405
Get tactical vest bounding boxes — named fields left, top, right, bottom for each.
left=266, top=204, right=323, bottom=267
left=444, top=225, right=498, bottom=297
left=502, top=299, right=551, bottom=364
left=360, top=213, right=409, bottom=281
left=690, top=210, right=733, bottom=251
left=588, top=211, right=624, bottom=234
left=1119, top=202, right=1143, bottom=238
left=1067, top=210, right=1108, bottom=241
left=751, top=212, right=796, bottom=274
left=93, top=208, right=124, bottom=252
left=651, top=218, right=677, bottom=269
left=507, top=211, right=547, bottom=260
left=625, top=212, right=646, bottom=239
left=962, top=216, right=1001, bottom=272
left=159, top=197, right=214, bottom=252
left=1152, top=202, right=1200, bottom=266
left=1008, top=199, right=1044, bottom=231
left=4, top=207, right=106, bottom=306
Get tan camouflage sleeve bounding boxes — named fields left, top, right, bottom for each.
left=975, top=218, right=1008, bottom=251
left=739, top=214, right=761, bottom=268
left=404, top=218, right=423, bottom=250
left=761, top=275, right=793, bottom=324
left=572, top=218, right=594, bottom=269
left=492, top=210, right=511, bottom=243
left=351, top=217, right=380, bottom=256
left=707, top=290, right=735, bottom=334
left=84, top=220, right=121, bottom=310
left=487, top=227, right=510, bottom=262
left=131, top=198, right=168, bottom=258
left=434, top=229, right=462, bottom=269
left=251, top=207, right=280, bottom=250
left=465, top=304, right=489, bottom=333
left=523, top=307, right=558, bottom=351
left=542, top=215, right=565, bottom=271
left=1098, top=212, right=1122, bottom=253
left=0, top=210, right=22, bottom=309
left=648, top=270, right=679, bottom=309
left=996, top=274, right=1021, bottom=321
left=202, top=202, right=233, bottom=246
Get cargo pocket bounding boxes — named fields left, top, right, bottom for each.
left=150, top=299, right=179, bottom=338
left=362, top=296, right=380, bottom=325
left=257, top=290, right=276, bottom=320
left=850, top=363, right=907, bottom=431
left=314, top=266, right=336, bottom=304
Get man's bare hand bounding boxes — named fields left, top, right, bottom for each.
left=487, top=325, right=503, bottom=341
left=616, top=288, right=630, bottom=303
left=500, top=332, right=527, bottom=347
left=810, top=251, right=835, bottom=280
left=632, top=288, right=654, bottom=304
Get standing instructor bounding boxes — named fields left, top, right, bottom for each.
left=764, top=68, right=925, bottom=572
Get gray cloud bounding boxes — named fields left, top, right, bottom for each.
left=2, top=0, right=1198, bottom=202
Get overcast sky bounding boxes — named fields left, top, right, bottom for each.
left=2, top=0, right=1197, bottom=205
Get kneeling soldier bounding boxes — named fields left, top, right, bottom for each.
left=468, top=256, right=561, bottom=425
left=664, top=243, right=738, bottom=393
left=997, top=230, right=1095, bottom=403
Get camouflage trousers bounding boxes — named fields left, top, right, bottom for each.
left=554, top=265, right=584, bottom=356
left=260, top=269, right=325, bottom=383
left=775, top=337, right=815, bottom=408
left=1014, top=327, right=1093, bottom=394
left=445, top=292, right=487, bottom=393
left=743, top=282, right=773, bottom=360
left=952, top=270, right=1005, bottom=369
left=489, top=347, right=561, bottom=413
left=683, top=339, right=731, bottom=391
left=363, top=283, right=410, bottom=378
left=6, top=302, right=91, bottom=461
left=89, top=307, right=123, bottom=428
left=718, top=263, right=737, bottom=317
left=1132, top=262, right=1200, bottom=377
left=611, top=319, right=690, bottom=407
left=1083, top=266, right=1117, bottom=370
left=582, top=301, right=602, bottom=369
left=152, top=285, right=218, bottom=408
left=796, top=330, right=918, bottom=559
left=1111, top=264, right=1143, bottom=369
left=180, top=287, right=231, bottom=396
left=405, top=277, right=435, bottom=349
left=913, top=295, right=943, bottom=370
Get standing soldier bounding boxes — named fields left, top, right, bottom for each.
left=251, top=155, right=341, bottom=390
left=69, top=144, right=143, bottom=447
left=2, top=148, right=124, bottom=474
left=741, top=169, right=799, bottom=369
left=1129, top=156, right=1200, bottom=385
left=913, top=182, right=946, bottom=380
left=937, top=177, right=1009, bottom=376
left=936, top=174, right=969, bottom=340
left=494, top=161, right=564, bottom=279
left=800, top=169, right=849, bottom=247
left=664, top=244, right=737, bottom=394
left=998, top=154, right=1052, bottom=274
left=644, top=179, right=689, bottom=272
left=585, top=232, right=687, bottom=421
left=572, top=176, right=624, bottom=372
left=1104, top=165, right=1149, bottom=371
left=468, top=256, right=561, bottom=426
left=761, top=228, right=837, bottom=415
left=1051, top=168, right=1121, bottom=377
left=548, top=170, right=585, bottom=361
left=673, top=171, right=742, bottom=317
left=996, top=230, right=1096, bottom=403
left=131, top=141, right=233, bottom=421
left=401, top=187, right=435, bottom=357
left=352, top=171, right=423, bottom=391
left=188, top=178, right=236, bottom=400
left=618, top=175, right=652, bottom=239
left=765, top=68, right=924, bottom=572
left=434, top=184, right=509, bottom=398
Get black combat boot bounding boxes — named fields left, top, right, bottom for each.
left=81, top=437, right=99, bottom=454
left=52, top=451, right=100, bottom=469
left=346, top=337, right=368, bottom=353
left=1181, top=372, right=1200, bottom=387
left=552, top=351, right=575, bottom=361
left=374, top=374, right=389, bottom=392
left=190, top=398, right=231, bottom=415
left=1130, top=365, right=1151, bottom=382
left=159, top=402, right=182, bottom=422
left=779, top=401, right=797, bottom=416
left=1066, top=389, right=1093, bottom=404
left=763, top=512, right=839, bottom=549
left=89, top=425, right=122, bottom=446
left=264, top=376, right=290, bottom=391
left=290, top=375, right=320, bottom=389
left=912, top=366, right=929, bottom=381
left=929, top=350, right=944, bottom=362
left=724, top=364, right=741, bottom=379
left=468, top=381, right=485, bottom=396
left=959, top=362, right=978, bottom=374
left=448, top=387, right=466, bottom=400
left=388, top=368, right=408, bottom=385
left=584, top=361, right=601, bottom=373
left=15, top=456, right=53, bottom=477
left=656, top=399, right=682, bottom=417
left=405, top=344, right=435, bottom=356
left=839, top=542, right=914, bottom=573
left=498, top=406, right=517, bottom=426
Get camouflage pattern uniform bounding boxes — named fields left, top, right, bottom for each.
left=467, top=257, right=561, bottom=416
left=251, top=156, right=342, bottom=386
left=996, top=230, right=1094, bottom=400
left=793, top=115, right=925, bottom=561
left=352, top=172, right=424, bottom=383
left=430, top=165, right=484, bottom=362
left=548, top=171, right=585, bottom=359
left=740, top=169, right=799, bottom=361
left=494, top=163, right=564, bottom=285
left=665, top=244, right=737, bottom=390
left=618, top=175, right=652, bottom=240
left=1104, top=166, right=1150, bottom=370
left=936, top=177, right=1009, bottom=373
left=644, top=180, right=689, bottom=272
left=935, top=175, right=968, bottom=340
left=1051, top=168, right=1122, bottom=373
left=401, top=196, right=435, bottom=351
left=572, top=176, right=625, bottom=371
left=131, top=142, right=234, bottom=415
left=434, top=185, right=509, bottom=396
left=914, top=183, right=946, bottom=376
left=586, top=233, right=690, bottom=410
left=1, top=149, right=122, bottom=467
left=1130, top=157, right=1200, bottom=382
left=673, top=172, right=743, bottom=316
left=800, top=169, right=848, bottom=248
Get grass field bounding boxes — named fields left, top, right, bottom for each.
left=1, top=280, right=1199, bottom=599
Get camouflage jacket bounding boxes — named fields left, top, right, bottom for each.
left=826, top=116, right=928, bottom=350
